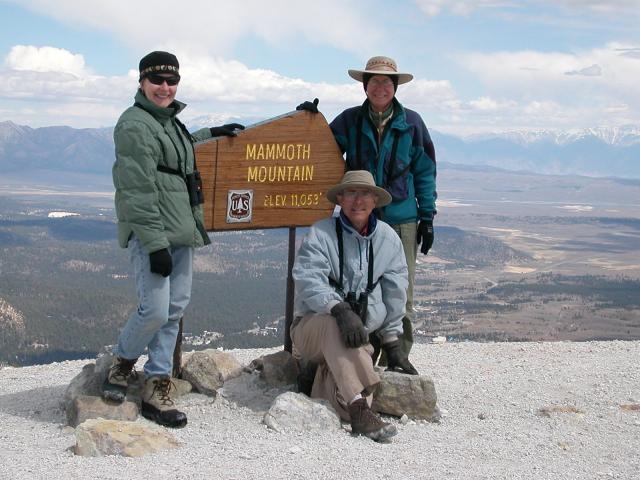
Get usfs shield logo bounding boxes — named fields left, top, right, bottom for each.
left=227, top=190, right=253, bottom=223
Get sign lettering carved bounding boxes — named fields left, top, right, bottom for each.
left=195, top=110, right=345, bottom=231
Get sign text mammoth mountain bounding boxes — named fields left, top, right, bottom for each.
left=195, top=110, right=345, bottom=231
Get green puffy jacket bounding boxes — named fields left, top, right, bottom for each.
left=113, top=90, right=212, bottom=253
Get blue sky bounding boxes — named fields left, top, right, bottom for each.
left=1, top=0, right=639, bottom=135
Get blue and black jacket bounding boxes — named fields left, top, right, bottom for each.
left=330, top=98, right=437, bottom=225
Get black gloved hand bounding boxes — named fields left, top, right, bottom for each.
left=416, top=219, right=434, bottom=255
left=210, top=123, right=245, bottom=137
left=330, top=301, right=367, bottom=348
left=296, top=98, right=319, bottom=113
left=149, top=248, right=172, bottom=277
left=383, top=339, right=419, bottom=375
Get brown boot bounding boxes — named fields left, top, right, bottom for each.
left=141, top=376, right=187, bottom=428
left=348, top=398, right=397, bottom=442
left=101, top=356, right=137, bottom=403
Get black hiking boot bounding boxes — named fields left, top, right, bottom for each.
left=101, top=356, right=137, bottom=403
left=141, top=376, right=187, bottom=428
left=348, top=398, right=397, bottom=442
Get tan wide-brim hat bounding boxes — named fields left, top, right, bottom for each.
left=326, top=170, right=392, bottom=207
left=348, top=56, right=413, bottom=85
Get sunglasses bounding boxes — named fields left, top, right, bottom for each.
left=146, top=73, right=180, bottom=86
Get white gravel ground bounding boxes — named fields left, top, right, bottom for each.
left=1, top=341, right=639, bottom=480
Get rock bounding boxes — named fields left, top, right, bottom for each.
left=64, top=355, right=190, bottom=425
left=74, top=419, right=180, bottom=457
left=172, top=377, right=193, bottom=396
left=181, top=351, right=225, bottom=396
left=259, top=350, right=298, bottom=387
left=182, top=349, right=243, bottom=381
left=63, top=363, right=102, bottom=413
left=372, top=371, right=440, bottom=422
left=263, top=392, right=342, bottom=433
left=68, top=395, right=138, bottom=427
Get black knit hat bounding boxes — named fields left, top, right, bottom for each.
left=362, top=73, right=398, bottom=93
left=138, top=51, right=180, bottom=81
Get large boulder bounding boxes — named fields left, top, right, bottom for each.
left=74, top=419, right=180, bottom=457
left=372, top=371, right=440, bottom=422
left=258, top=350, right=298, bottom=387
left=68, top=395, right=138, bottom=428
left=64, top=355, right=191, bottom=426
left=263, top=392, right=342, bottom=433
left=181, top=351, right=227, bottom=396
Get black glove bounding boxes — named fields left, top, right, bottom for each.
left=149, top=248, right=172, bottom=277
left=417, top=219, right=434, bottom=255
left=330, top=302, right=367, bottom=348
left=383, top=339, right=419, bottom=375
left=210, top=123, right=244, bottom=137
left=296, top=98, right=319, bottom=113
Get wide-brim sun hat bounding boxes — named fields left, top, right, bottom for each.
left=348, top=56, right=413, bottom=85
left=326, top=170, right=392, bottom=207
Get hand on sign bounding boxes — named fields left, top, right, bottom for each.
left=296, top=98, right=319, bottom=113
left=210, top=123, right=245, bottom=137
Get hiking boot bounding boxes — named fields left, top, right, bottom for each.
left=348, top=398, right=397, bottom=442
left=101, top=356, right=137, bottom=403
left=141, top=376, right=187, bottom=428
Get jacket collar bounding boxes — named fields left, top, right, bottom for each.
left=339, top=210, right=378, bottom=239
left=360, top=97, right=410, bottom=137
left=134, top=90, right=186, bottom=121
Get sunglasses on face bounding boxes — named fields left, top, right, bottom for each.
left=146, top=74, right=180, bottom=86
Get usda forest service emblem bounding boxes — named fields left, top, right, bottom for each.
left=227, top=190, right=253, bottom=223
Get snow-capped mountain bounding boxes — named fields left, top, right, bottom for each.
left=464, top=125, right=640, bottom=147
left=186, top=114, right=266, bottom=132
left=431, top=125, right=640, bottom=178
left=1, top=120, right=639, bottom=179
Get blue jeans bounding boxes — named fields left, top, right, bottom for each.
left=115, top=235, right=194, bottom=378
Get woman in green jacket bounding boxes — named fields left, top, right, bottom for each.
left=102, top=51, right=243, bottom=428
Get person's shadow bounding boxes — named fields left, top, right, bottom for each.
left=0, top=384, right=69, bottom=425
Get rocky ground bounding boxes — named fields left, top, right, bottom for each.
left=1, top=341, right=639, bottom=480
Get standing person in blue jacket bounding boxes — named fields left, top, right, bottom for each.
left=102, top=51, right=243, bottom=428
left=298, top=56, right=437, bottom=359
left=291, top=170, right=417, bottom=443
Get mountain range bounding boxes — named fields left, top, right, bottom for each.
left=1, top=120, right=639, bottom=178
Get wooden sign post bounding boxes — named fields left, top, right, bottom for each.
left=195, top=110, right=345, bottom=352
left=195, top=110, right=345, bottom=231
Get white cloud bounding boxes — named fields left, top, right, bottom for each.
left=565, top=64, right=602, bottom=76
left=413, top=0, right=640, bottom=17
left=455, top=43, right=640, bottom=128
left=10, top=0, right=383, bottom=57
left=0, top=46, right=366, bottom=127
left=468, top=97, right=516, bottom=111
left=547, top=0, right=640, bottom=14
left=5, top=45, right=88, bottom=76
left=413, top=0, right=512, bottom=16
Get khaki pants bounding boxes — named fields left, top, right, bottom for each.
left=391, top=222, right=417, bottom=355
left=291, top=313, right=380, bottom=421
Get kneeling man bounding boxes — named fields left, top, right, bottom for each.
left=291, top=170, right=418, bottom=443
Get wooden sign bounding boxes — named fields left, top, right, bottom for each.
left=195, top=110, right=345, bottom=231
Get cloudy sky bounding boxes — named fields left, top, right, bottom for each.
left=1, top=0, right=639, bottom=135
